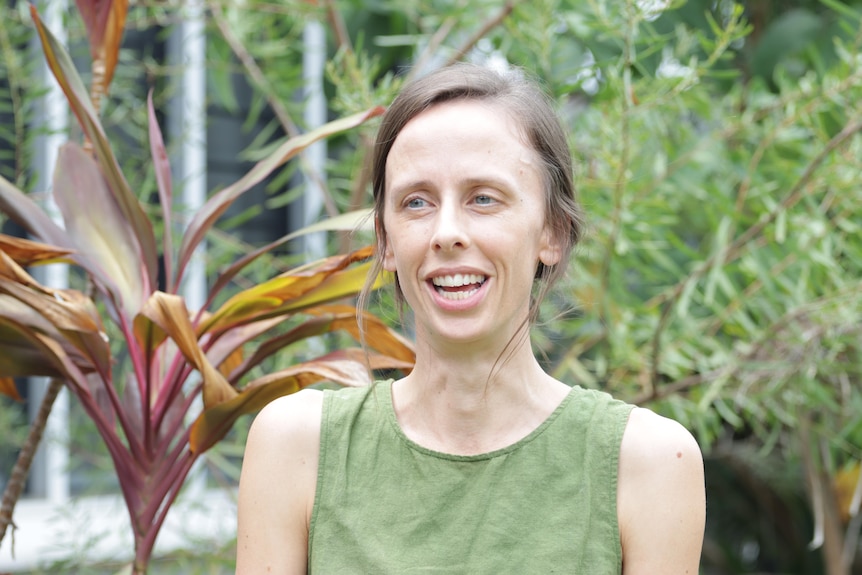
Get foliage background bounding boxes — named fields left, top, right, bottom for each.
left=1, top=0, right=861, bottom=573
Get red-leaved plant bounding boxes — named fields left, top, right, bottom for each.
left=0, top=3, right=413, bottom=573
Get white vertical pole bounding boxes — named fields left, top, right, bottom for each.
left=169, top=0, right=207, bottom=314
left=302, top=20, right=327, bottom=262
left=28, top=0, right=70, bottom=505
left=167, top=0, right=207, bottom=498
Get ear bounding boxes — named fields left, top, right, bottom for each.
left=377, top=217, right=397, bottom=272
left=538, top=226, right=563, bottom=267
left=382, top=243, right=397, bottom=272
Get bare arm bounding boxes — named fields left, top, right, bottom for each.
left=617, top=407, right=706, bottom=575
left=236, top=389, right=323, bottom=575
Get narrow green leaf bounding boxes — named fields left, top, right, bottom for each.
left=819, top=0, right=862, bottom=20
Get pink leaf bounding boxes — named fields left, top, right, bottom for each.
left=147, top=90, right=174, bottom=293
left=54, top=142, right=147, bottom=318
left=175, top=106, right=385, bottom=286
left=31, top=5, right=159, bottom=292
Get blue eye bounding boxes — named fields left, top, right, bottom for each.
left=406, top=197, right=427, bottom=209
left=474, top=194, right=494, bottom=205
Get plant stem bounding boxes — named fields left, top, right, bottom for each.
left=444, top=0, right=518, bottom=67
left=0, top=377, right=63, bottom=549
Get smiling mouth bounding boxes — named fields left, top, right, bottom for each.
left=430, top=274, right=487, bottom=300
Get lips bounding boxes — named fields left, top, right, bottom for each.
left=430, top=273, right=487, bottom=301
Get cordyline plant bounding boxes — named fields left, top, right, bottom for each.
left=0, top=3, right=413, bottom=573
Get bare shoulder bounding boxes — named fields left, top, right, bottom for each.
left=236, top=389, right=324, bottom=575
left=240, top=387, right=325, bottom=500
left=617, top=407, right=706, bottom=575
left=619, top=406, right=703, bottom=471
left=247, top=387, right=325, bottom=445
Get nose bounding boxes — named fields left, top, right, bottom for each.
left=430, top=202, right=470, bottom=252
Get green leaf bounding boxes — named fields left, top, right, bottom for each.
left=750, top=9, right=823, bottom=80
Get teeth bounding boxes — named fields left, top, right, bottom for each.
left=438, top=288, right=478, bottom=300
left=431, top=274, right=485, bottom=287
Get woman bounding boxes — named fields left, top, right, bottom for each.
left=236, top=63, right=705, bottom=574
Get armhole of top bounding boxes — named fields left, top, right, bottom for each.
left=611, top=402, right=636, bottom=572
left=307, top=389, right=332, bottom=554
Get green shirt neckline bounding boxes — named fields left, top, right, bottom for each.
left=376, top=378, right=580, bottom=463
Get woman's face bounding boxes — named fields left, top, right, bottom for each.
left=381, top=99, right=560, bottom=351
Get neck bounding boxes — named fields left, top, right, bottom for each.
left=391, top=334, right=570, bottom=455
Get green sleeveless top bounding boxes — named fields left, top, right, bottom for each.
left=308, top=380, right=634, bottom=574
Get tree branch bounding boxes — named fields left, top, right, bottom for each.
left=444, top=0, right=519, bottom=66
left=0, top=378, right=63, bottom=552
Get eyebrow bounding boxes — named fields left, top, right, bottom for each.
left=388, top=176, right=517, bottom=198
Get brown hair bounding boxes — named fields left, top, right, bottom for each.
left=359, top=62, right=583, bottom=341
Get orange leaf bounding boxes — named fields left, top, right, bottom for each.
left=0, top=175, right=73, bottom=255
left=305, top=305, right=416, bottom=365
left=0, top=377, right=21, bottom=401
left=139, top=292, right=237, bottom=408
left=0, top=316, right=91, bottom=388
left=199, top=247, right=375, bottom=336
left=0, top=235, right=74, bottom=266
left=74, top=0, right=128, bottom=91
left=101, top=0, right=128, bottom=91
left=218, top=347, right=244, bottom=379
left=0, top=259, right=110, bottom=378
left=189, top=355, right=375, bottom=454
left=0, top=247, right=49, bottom=289
left=0, top=296, right=97, bottom=377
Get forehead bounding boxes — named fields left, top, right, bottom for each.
left=395, top=99, right=528, bottom=150
left=384, top=100, right=540, bottom=189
